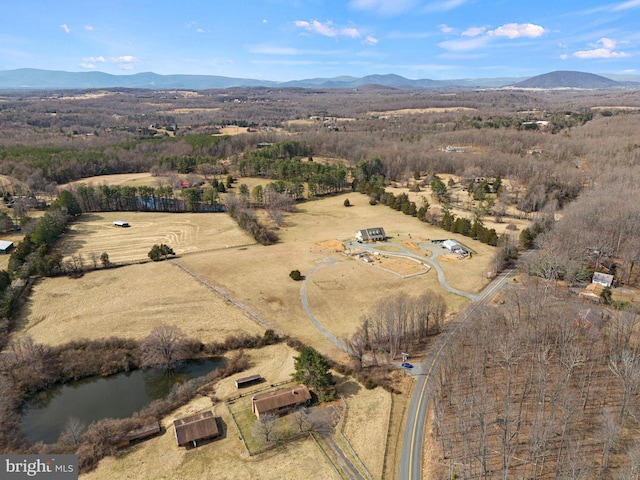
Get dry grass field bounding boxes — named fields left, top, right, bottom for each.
left=13, top=189, right=490, bottom=355
left=13, top=261, right=264, bottom=345
left=368, top=107, right=477, bottom=116
left=57, top=211, right=255, bottom=264
left=340, top=379, right=392, bottom=478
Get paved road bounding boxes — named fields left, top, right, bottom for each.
left=398, top=261, right=521, bottom=480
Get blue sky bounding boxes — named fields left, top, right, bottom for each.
left=1, top=0, right=638, bottom=80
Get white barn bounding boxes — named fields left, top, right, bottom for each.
left=442, top=239, right=463, bottom=253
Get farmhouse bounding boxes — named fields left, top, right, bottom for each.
left=0, top=240, right=14, bottom=254
left=355, top=227, right=386, bottom=243
left=442, top=239, right=463, bottom=253
left=113, top=221, right=129, bottom=227
left=592, top=272, right=614, bottom=288
left=173, top=411, right=219, bottom=447
left=251, top=385, right=311, bottom=419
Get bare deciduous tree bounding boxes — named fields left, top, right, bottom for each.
left=140, top=325, right=189, bottom=369
left=253, top=413, right=279, bottom=443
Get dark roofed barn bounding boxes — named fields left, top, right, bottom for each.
left=251, top=385, right=311, bottom=419
left=173, top=411, right=219, bottom=447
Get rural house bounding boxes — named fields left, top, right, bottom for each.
left=251, top=385, right=311, bottom=419
left=173, top=411, right=219, bottom=447
left=355, top=227, right=386, bottom=243
left=592, top=272, right=614, bottom=288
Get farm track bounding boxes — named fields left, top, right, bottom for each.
left=169, top=260, right=276, bottom=332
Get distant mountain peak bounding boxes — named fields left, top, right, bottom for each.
left=512, top=71, right=621, bottom=89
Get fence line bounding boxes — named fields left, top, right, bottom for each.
left=339, top=397, right=374, bottom=480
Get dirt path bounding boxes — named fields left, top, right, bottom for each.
left=169, top=260, right=277, bottom=332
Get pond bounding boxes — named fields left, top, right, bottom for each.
left=20, top=357, right=226, bottom=445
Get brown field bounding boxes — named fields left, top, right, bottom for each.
left=340, top=381, right=392, bottom=478
left=61, top=172, right=185, bottom=189
left=57, top=211, right=255, bottom=264
left=368, top=107, right=477, bottom=116
left=13, top=261, right=265, bottom=345
left=13, top=190, right=489, bottom=356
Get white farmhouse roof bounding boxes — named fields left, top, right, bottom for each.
left=0, top=240, right=13, bottom=251
left=592, top=272, right=614, bottom=287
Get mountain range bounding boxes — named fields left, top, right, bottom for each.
left=0, top=68, right=638, bottom=91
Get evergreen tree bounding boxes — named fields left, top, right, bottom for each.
left=292, top=346, right=335, bottom=400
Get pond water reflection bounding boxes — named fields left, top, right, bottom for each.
left=21, top=357, right=225, bottom=445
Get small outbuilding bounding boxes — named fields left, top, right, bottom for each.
left=0, top=240, right=14, bottom=254
left=235, top=374, right=263, bottom=389
left=355, top=227, right=386, bottom=243
left=173, top=411, right=219, bottom=447
left=251, top=385, right=311, bottom=419
left=114, top=421, right=161, bottom=448
left=113, top=221, right=129, bottom=228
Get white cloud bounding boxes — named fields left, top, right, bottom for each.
left=462, top=27, right=486, bottom=37
left=573, top=38, right=630, bottom=59
left=599, top=37, right=617, bottom=49
left=294, top=20, right=361, bottom=39
left=560, top=54, right=568, bottom=60
left=613, top=0, right=640, bottom=11
left=60, top=24, right=70, bottom=34
left=439, top=24, right=454, bottom=34
left=364, top=35, right=379, bottom=45
left=438, top=36, right=490, bottom=52
left=574, top=48, right=628, bottom=58
left=84, top=25, right=93, bottom=31
left=111, top=56, right=141, bottom=69
left=487, top=23, right=546, bottom=39
left=262, top=19, right=268, bottom=24
left=80, top=56, right=105, bottom=69
left=349, top=0, right=417, bottom=15
left=424, top=0, right=468, bottom=12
